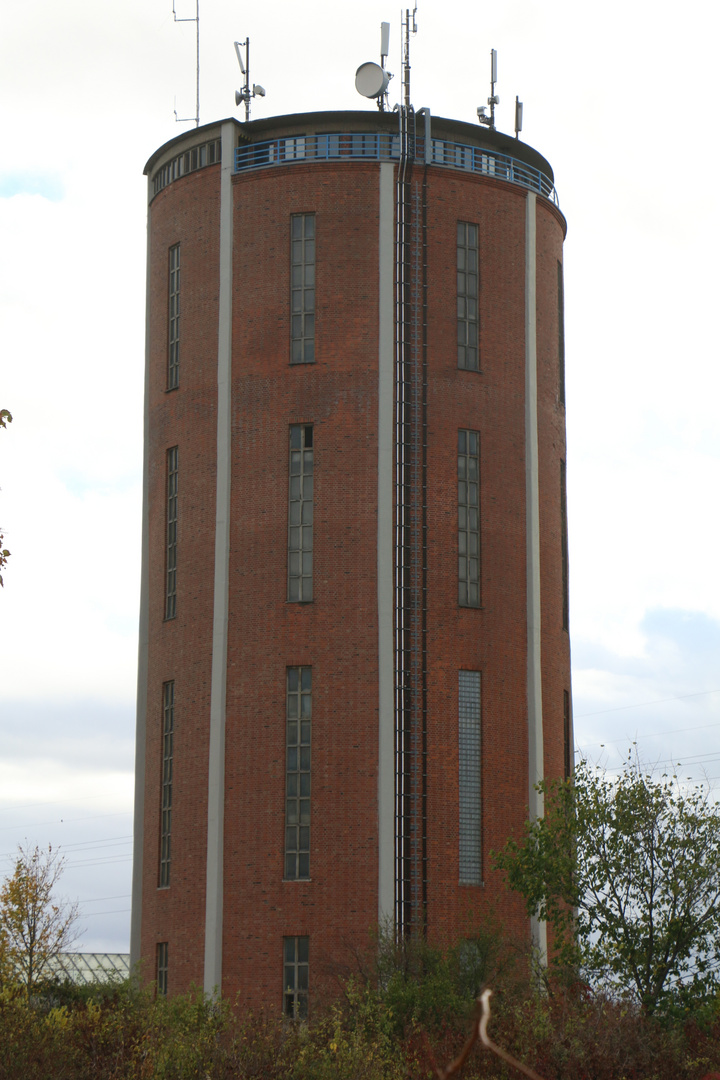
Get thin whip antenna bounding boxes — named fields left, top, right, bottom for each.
left=172, top=0, right=200, bottom=127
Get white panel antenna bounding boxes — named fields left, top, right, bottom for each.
left=381, top=21, right=390, bottom=61
left=515, top=96, right=523, bottom=139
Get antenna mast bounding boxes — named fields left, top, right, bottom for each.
left=233, top=39, right=266, bottom=122
left=401, top=5, right=418, bottom=109
left=172, top=0, right=200, bottom=127
left=477, top=48, right=499, bottom=131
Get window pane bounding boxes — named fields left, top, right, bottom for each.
left=289, top=427, right=313, bottom=602
left=457, top=223, right=479, bottom=371
left=458, top=430, right=480, bottom=608
left=291, top=215, right=316, bottom=364
left=459, top=671, right=482, bottom=884
left=285, top=669, right=311, bottom=879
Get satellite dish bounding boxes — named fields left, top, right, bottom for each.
left=355, top=61, right=390, bottom=99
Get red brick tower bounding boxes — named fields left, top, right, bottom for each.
left=130, top=107, right=571, bottom=1011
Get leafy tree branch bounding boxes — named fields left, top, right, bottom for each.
left=494, top=754, right=720, bottom=1013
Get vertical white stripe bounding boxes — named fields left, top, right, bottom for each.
left=204, top=121, right=234, bottom=996
left=525, top=192, right=547, bottom=960
left=129, top=177, right=154, bottom=972
left=377, top=162, right=395, bottom=925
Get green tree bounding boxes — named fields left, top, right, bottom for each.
left=0, top=408, right=11, bottom=586
left=0, top=844, right=80, bottom=992
left=495, top=755, right=720, bottom=1013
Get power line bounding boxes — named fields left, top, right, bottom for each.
left=0, top=836, right=132, bottom=860
left=578, top=720, right=720, bottom=749
left=81, top=908, right=131, bottom=919
left=0, top=810, right=132, bottom=833
left=80, top=894, right=131, bottom=905
left=576, top=688, right=720, bottom=720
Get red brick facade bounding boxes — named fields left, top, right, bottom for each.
left=132, top=111, right=570, bottom=1009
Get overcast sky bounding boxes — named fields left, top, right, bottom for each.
left=2, top=0, right=719, bottom=954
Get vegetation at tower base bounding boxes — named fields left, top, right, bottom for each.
left=0, top=844, right=80, bottom=994
left=0, top=408, right=12, bottom=586
left=495, top=754, right=720, bottom=1016
left=1, top=942, right=720, bottom=1078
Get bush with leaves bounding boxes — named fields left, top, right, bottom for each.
left=494, top=754, right=720, bottom=1014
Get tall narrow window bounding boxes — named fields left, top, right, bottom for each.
left=563, top=689, right=573, bottom=779
left=458, top=430, right=480, bottom=607
left=156, top=942, right=168, bottom=996
left=459, top=670, right=482, bottom=885
left=283, top=936, right=309, bottom=1019
left=457, top=222, right=479, bottom=370
left=557, top=260, right=565, bottom=406
left=561, top=459, right=569, bottom=631
left=291, top=214, right=315, bottom=363
left=288, top=425, right=313, bottom=602
left=159, top=681, right=174, bottom=887
left=168, top=245, right=180, bottom=389
left=166, top=447, right=178, bottom=619
left=285, top=667, right=311, bottom=880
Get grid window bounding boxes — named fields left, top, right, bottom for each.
left=285, top=668, right=311, bottom=880
left=459, top=671, right=482, bottom=885
left=561, top=460, right=569, bottom=631
left=288, top=425, right=313, bottom=602
left=563, top=689, right=572, bottom=780
left=558, top=260, right=566, bottom=406
left=291, top=214, right=315, bottom=363
left=157, top=942, right=168, bottom=996
left=458, top=430, right=480, bottom=607
left=166, top=447, right=178, bottom=619
left=159, top=682, right=174, bottom=888
left=283, top=936, right=309, bottom=1019
left=457, top=222, right=479, bottom=370
left=168, top=245, right=180, bottom=389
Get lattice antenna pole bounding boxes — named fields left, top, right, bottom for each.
left=172, top=0, right=200, bottom=126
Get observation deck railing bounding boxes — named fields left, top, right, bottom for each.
left=234, top=132, right=559, bottom=206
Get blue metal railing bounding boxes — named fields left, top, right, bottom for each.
left=234, top=132, right=559, bottom=206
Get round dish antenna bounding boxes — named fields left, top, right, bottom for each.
left=355, top=61, right=390, bottom=99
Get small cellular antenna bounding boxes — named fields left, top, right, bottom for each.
left=172, top=0, right=200, bottom=127
left=234, top=38, right=266, bottom=122
left=515, top=96, right=523, bottom=139
left=477, top=48, right=499, bottom=131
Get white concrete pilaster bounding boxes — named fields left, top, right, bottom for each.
left=525, top=191, right=547, bottom=961
left=203, top=120, right=235, bottom=996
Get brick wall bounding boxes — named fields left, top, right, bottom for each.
left=138, top=138, right=569, bottom=1007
